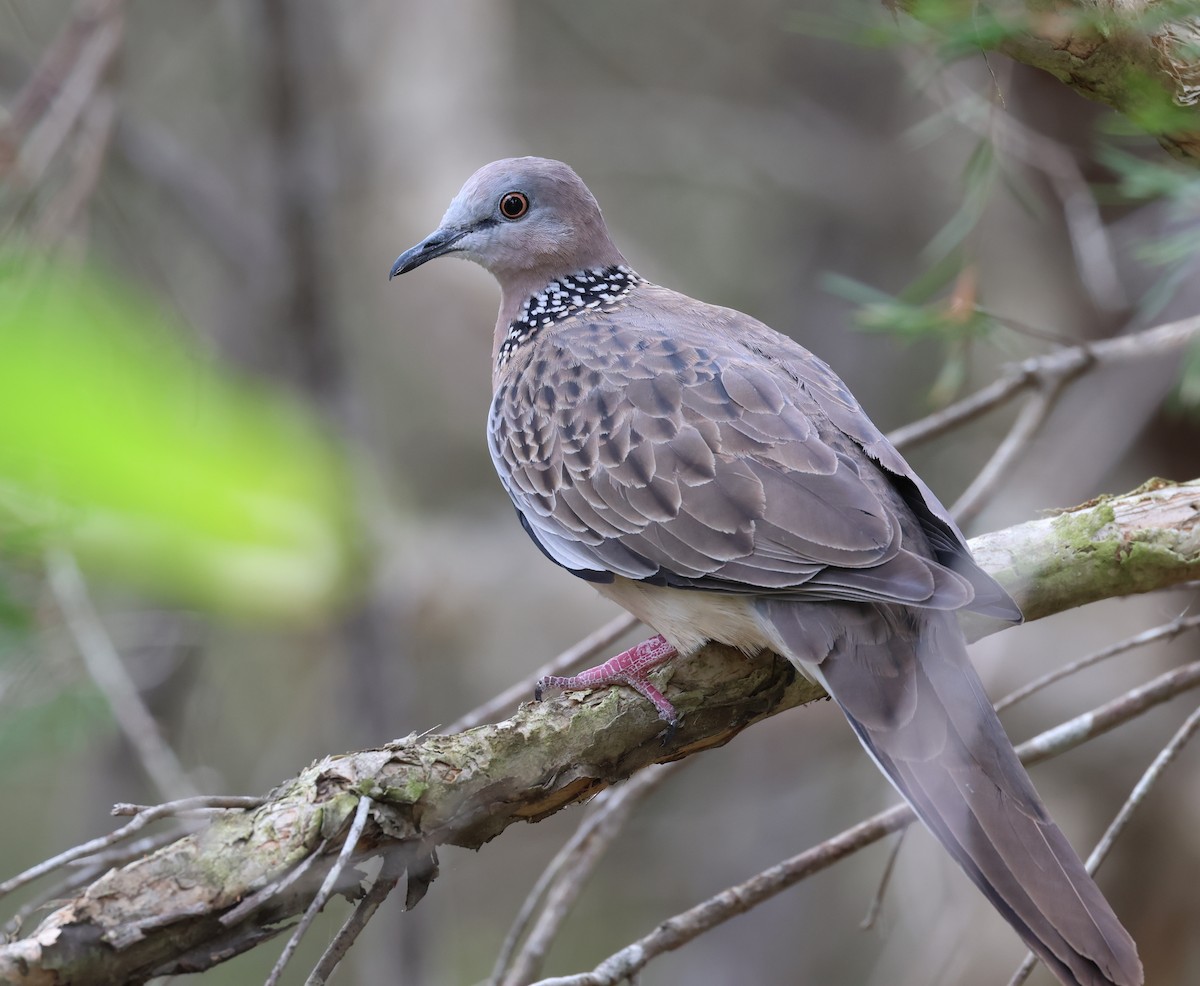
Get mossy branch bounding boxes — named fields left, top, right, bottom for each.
left=2, top=478, right=1198, bottom=985
left=901, top=0, right=1200, bottom=162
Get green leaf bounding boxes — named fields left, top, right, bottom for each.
left=819, top=272, right=897, bottom=307
left=1098, top=145, right=1200, bottom=203
left=786, top=10, right=902, bottom=49
left=0, top=258, right=357, bottom=619
left=1134, top=227, right=1200, bottom=267
left=898, top=250, right=967, bottom=305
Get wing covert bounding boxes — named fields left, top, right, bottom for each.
left=487, top=301, right=982, bottom=612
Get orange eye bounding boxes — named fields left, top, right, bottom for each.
left=499, top=191, right=529, bottom=220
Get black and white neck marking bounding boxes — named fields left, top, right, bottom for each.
left=497, top=264, right=643, bottom=368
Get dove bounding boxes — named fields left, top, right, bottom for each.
left=390, top=157, right=1142, bottom=986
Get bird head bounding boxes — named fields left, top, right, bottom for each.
left=389, top=157, right=625, bottom=284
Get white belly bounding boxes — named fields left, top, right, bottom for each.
left=594, top=576, right=785, bottom=657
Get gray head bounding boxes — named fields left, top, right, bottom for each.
left=389, top=158, right=625, bottom=287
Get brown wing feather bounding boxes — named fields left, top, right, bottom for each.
left=488, top=287, right=1003, bottom=613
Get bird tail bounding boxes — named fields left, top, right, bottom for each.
left=757, top=599, right=1142, bottom=986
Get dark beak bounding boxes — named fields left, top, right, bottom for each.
left=389, top=227, right=467, bottom=279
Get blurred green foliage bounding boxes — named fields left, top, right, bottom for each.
left=798, top=6, right=1200, bottom=416
left=0, top=258, right=357, bottom=619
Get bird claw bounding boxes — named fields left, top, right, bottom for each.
left=532, top=634, right=680, bottom=726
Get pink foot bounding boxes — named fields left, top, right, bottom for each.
left=536, top=634, right=681, bottom=725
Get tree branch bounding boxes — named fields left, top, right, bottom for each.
left=1, top=478, right=1198, bottom=984
left=530, top=657, right=1200, bottom=986
left=901, top=0, right=1200, bottom=164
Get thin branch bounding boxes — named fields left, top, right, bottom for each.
left=0, top=0, right=122, bottom=172
left=528, top=659, right=1200, bottom=986
left=0, top=795, right=260, bottom=900
left=2, top=831, right=180, bottom=939
left=12, top=0, right=124, bottom=187
left=449, top=613, right=639, bottom=732
left=927, top=64, right=1127, bottom=312
left=264, top=795, right=373, bottom=986
left=887, top=369, right=1031, bottom=449
left=950, top=380, right=1062, bottom=525
left=31, top=88, right=115, bottom=245
left=887, top=314, right=1200, bottom=451
left=45, top=548, right=200, bottom=802
left=859, top=830, right=906, bottom=931
left=304, top=850, right=407, bottom=986
left=996, top=611, right=1200, bottom=713
left=900, top=0, right=1200, bottom=163
left=1007, top=702, right=1200, bottom=986
left=1015, top=661, right=1200, bottom=769
left=1085, top=704, right=1200, bottom=910
left=495, top=764, right=683, bottom=986
left=1, top=480, right=1197, bottom=983
left=112, top=796, right=264, bottom=816
left=219, top=841, right=331, bottom=929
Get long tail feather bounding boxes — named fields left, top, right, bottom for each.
left=758, top=600, right=1142, bottom=986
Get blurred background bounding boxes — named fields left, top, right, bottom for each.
left=2, top=1, right=1199, bottom=984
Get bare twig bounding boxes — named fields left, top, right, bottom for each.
left=927, top=65, right=1127, bottom=311
left=2, top=831, right=180, bottom=939
left=887, top=315, right=1200, bottom=451
left=46, top=548, right=200, bottom=802
left=996, top=612, right=1200, bottom=713
left=1007, top=702, right=1200, bottom=986
left=264, top=795, right=373, bottom=986
left=0, top=795, right=260, bottom=899
left=900, top=0, right=1200, bottom=164
left=449, top=613, right=639, bottom=732
left=950, top=381, right=1062, bottom=525
left=220, top=842, right=331, bottom=929
left=1085, top=704, right=1200, bottom=901
left=528, top=660, right=1200, bottom=986
left=13, top=0, right=124, bottom=187
left=304, top=850, right=407, bottom=986
left=859, top=830, right=906, bottom=931
left=0, top=0, right=121, bottom=168
left=65, top=831, right=184, bottom=870
left=111, top=796, right=264, bottom=817
left=1017, top=661, right=1200, bottom=768
left=31, top=88, right=116, bottom=244
left=495, top=764, right=683, bottom=986
left=888, top=371, right=1031, bottom=449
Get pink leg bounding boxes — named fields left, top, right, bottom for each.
left=536, top=634, right=680, bottom=725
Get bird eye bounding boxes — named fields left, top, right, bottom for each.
left=498, top=191, right=529, bottom=220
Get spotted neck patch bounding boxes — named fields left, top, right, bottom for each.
left=497, top=264, right=643, bottom=368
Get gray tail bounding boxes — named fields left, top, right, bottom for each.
left=759, top=600, right=1142, bottom=986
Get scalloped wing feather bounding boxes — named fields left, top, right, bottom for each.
left=487, top=284, right=1011, bottom=616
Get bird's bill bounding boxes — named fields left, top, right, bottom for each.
left=389, top=227, right=467, bottom=278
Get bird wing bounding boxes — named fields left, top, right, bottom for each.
left=487, top=288, right=1017, bottom=618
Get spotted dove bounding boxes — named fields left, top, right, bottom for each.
left=390, top=157, right=1142, bottom=986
